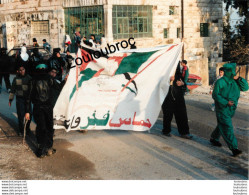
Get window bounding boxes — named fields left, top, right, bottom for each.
left=64, top=6, right=104, bottom=52
left=0, top=0, right=14, bottom=4
left=164, top=28, right=169, bottom=38
left=112, top=5, right=152, bottom=39
left=169, top=6, right=179, bottom=15
left=31, top=21, right=49, bottom=35
left=177, top=28, right=181, bottom=38
left=200, top=23, right=209, bottom=37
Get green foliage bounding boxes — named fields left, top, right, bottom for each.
left=223, top=0, right=248, bottom=64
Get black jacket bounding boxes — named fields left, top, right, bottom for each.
left=30, top=53, right=43, bottom=75
left=0, top=53, right=11, bottom=74
left=65, top=54, right=74, bottom=73
left=25, top=71, right=62, bottom=113
left=169, top=64, right=187, bottom=100
left=48, top=55, right=66, bottom=80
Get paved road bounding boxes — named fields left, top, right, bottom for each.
left=0, top=77, right=248, bottom=180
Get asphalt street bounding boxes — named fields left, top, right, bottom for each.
left=0, top=75, right=248, bottom=180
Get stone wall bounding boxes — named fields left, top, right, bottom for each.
left=0, top=0, right=65, bottom=50
left=184, top=0, right=223, bottom=84
left=0, top=0, right=224, bottom=85
left=188, top=58, right=209, bottom=86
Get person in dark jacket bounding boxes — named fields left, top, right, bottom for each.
left=48, top=67, right=66, bottom=108
left=25, top=64, right=58, bottom=158
left=30, top=48, right=43, bottom=76
left=48, top=48, right=65, bottom=81
left=0, top=48, right=11, bottom=93
left=9, top=65, right=32, bottom=136
left=65, top=50, right=74, bottom=73
left=161, top=61, right=192, bottom=139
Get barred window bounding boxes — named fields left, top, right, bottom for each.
left=200, top=23, right=209, bottom=37
left=31, top=21, right=49, bottom=35
left=64, top=6, right=104, bottom=52
left=112, top=5, right=152, bottom=39
left=164, top=28, right=169, bottom=38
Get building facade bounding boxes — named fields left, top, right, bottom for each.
left=0, top=0, right=224, bottom=85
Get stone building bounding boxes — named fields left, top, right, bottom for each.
left=0, top=0, right=224, bottom=85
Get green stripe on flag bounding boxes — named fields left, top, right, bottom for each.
left=115, top=51, right=157, bottom=75
left=70, top=68, right=97, bottom=100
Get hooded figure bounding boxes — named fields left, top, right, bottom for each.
left=48, top=48, right=65, bottom=81
left=20, top=46, right=29, bottom=61
left=17, top=46, right=30, bottom=74
left=25, top=63, right=57, bottom=157
left=210, top=63, right=248, bottom=156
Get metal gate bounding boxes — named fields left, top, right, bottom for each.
left=64, top=6, right=104, bottom=53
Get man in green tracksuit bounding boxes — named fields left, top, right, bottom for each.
left=210, top=63, right=248, bottom=157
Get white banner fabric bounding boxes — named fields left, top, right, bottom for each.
left=54, top=43, right=182, bottom=131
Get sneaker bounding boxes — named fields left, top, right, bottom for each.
left=162, top=132, right=171, bottom=137
left=180, top=134, right=193, bottom=139
left=232, top=149, right=242, bottom=157
left=210, top=138, right=222, bottom=147
left=46, top=148, right=56, bottom=156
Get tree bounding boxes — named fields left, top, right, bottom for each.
left=223, top=0, right=249, bottom=64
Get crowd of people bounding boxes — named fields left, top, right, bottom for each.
left=0, top=34, right=248, bottom=159
left=0, top=33, right=105, bottom=158
left=0, top=37, right=73, bottom=158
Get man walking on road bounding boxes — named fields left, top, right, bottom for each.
left=210, top=63, right=248, bottom=157
left=9, top=65, right=32, bottom=136
left=25, top=64, right=57, bottom=158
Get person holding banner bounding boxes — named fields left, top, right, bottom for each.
left=162, top=61, right=193, bottom=139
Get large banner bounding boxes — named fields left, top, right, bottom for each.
left=54, top=43, right=182, bottom=131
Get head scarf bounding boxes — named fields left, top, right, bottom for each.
left=223, top=63, right=236, bottom=81
left=20, top=46, right=29, bottom=61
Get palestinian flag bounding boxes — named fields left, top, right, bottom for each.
left=54, top=43, right=182, bottom=131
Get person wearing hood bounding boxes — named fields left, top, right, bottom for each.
left=25, top=64, right=58, bottom=158
left=9, top=65, right=32, bottom=136
left=210, top=63, right=248, bottom=157
left=48, top=48, right=65, bottom=81
left=17, top=46, right=30, bottom=72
